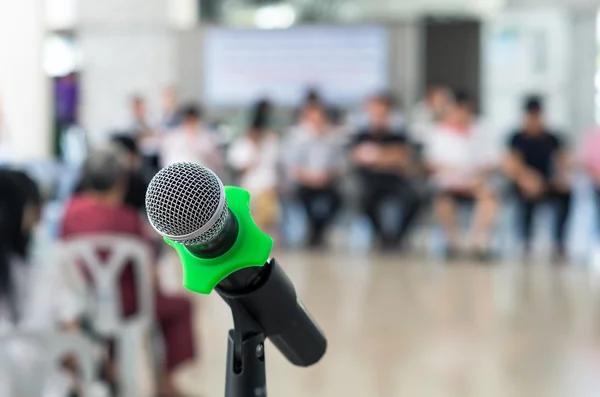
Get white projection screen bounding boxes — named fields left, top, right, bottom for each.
left=202, top=26, right=390, bottom=106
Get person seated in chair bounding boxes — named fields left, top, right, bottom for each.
left=350, top=93, right=422, bottom=250
left=0, top=169, right=83, bottom=396
left=60, top=147, right=195, bottom=397
left=582, top=126, right=600, bottom=234
left=425, top=91, right=499, bottom=260
left=504, top=96, right=572, bottom=260
left=287, top=103, right=345, bottom=248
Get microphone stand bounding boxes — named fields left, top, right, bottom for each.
left=215, top=257, right=327, bottom=396
left=223, top=300, right=267, bottom=397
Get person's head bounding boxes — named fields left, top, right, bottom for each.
left=180, top=103, right=202, bottom=129
left=426, top=84, right=452, bottom=116
left=446, top=90, right=475, bottom=128
left=161, top=87, right=178, bottom=112
left=247, top=111, right=268, bottom=141
left=523, top=95, right=545, bottom=133
left=254, top=98, right=272, bottom=119
left=0, top=170, right=42, bottom=300
left=302, top=103, right=329, bottom=132
left=366, top=92, right=394, bottom=129
left=303, top=88, right=322, bottom=108
left=81, top=146, right=128, bottom=205
left=130, top=95, right=146, bottom=119
left=111, top=134, right=141, bottom=171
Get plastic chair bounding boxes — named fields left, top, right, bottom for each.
left=61, top=235, right=154, bottom=397
left=0, top=331, right=100, bottom=397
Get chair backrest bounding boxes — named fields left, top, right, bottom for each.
left=61, top=235, right=154, bottom=336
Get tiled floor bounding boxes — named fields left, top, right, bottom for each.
left=174, top=251, right=600, bottom=397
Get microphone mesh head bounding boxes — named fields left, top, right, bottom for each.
left=145, top=162, right=228, bottom=245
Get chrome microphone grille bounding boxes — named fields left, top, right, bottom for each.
left=145, top=162, right=228, bottom=245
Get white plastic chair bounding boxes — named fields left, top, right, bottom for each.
left=61, top=235, right=154, bottom=397
left=0, top=331, right=100, bottom=397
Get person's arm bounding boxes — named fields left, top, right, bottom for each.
left=502, top=134, right=544, bottom=197
left=371, top=144, right=412, bottom=171
left=551, top=135, right=572, bottom=190
left=503, top=148, right=528, bottom=180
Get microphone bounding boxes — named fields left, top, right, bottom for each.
left=145, top=162, right=327, bottom=367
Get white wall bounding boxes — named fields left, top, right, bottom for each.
left=569, top=7, right=597, bottom=137
left=483, top=6, right=574, bottom=139
left=79, top=0, right=176, bottom=143
left=484, top=5, right=597, bottom=142
left=0, top=0, right=51, bottom=160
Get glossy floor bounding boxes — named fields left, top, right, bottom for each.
left=174, top=252, right=600, bottom=397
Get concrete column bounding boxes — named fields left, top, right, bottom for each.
left=0, top=0, right=51, bottom=161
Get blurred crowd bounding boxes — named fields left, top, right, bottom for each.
left=2, top=84, right=600, bottom=395
left=100, top=85, right=600, bottom=262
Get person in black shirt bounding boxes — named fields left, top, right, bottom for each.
left=504, top=96, right=572, bottom=258
left=350, top=94, right=421, bottom=249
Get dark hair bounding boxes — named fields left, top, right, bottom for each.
left=131, top=94, right=144, bottom=103
left=180, top=104, right=202, bottom=120
left=111, top=134, right=140, bottom=156
left=427, top=83, right=447, bottom=94
left=453, top=90, right=472, bottom=106
left=0, top=170, right=40, bottom=308
left=250, top=111, right=269, bottom=131
left=304, top=88, right=322, bottom=106
left=370, top=92, right=395, bottom=109
left=524, top=95, right=543, bottom=113
left=254, top=98, right=272, bottom=116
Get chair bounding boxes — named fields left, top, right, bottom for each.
left=61, top=235, right=155, bottom=397
left=0, top=331, right=100, bottom=397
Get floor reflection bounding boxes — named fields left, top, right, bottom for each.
left=175, top=252, right=600, bottom=397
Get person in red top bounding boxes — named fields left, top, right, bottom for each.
left=60, top=147, right=195, bottom=397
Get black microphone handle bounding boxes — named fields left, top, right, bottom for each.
left=216, top=258, right=327, bottom=367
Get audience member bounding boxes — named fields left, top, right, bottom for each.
left=582, top=127, right=600, bottom=229
left=228, top=114, right=280, bottom=233
left=160, top=103, right=223, bottom=172
left=75, top=135, right=148, bottom=212
left=351, top=94, right=421, bottom=250
left=410, top=84, right=452, bottom=145
left=111, top=135, right=148, bottom=211
left=158, top=86, right=181, bottom=131
left=232, top=98, right=284, bottom=143
left=60, top=148, right=195, bottom=396
left=129, top=94, right=154, bottom=139
left=348, top=91, right=405, bottom=133
left=287, top=104, right=345, bottom=247
left=129, top=94, right=161, bottom=175
left=425, top=92, right=498, bottom=259
left=0, top=169, right=83, bottom=396
left=0, top=169, right=80, bottom=329
left=504, top=96, right=572, bottom=259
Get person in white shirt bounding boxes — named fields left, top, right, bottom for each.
left=409, top=84, right=452, bottom=146
left=158, top=86, right=180, bottom=132
left=286, top=104, right=345, bottom=248
left=228, top=115, right=280, bottom=232
left=0, top=170, right=83, bottom=397
left=160, top=104, right=223, bottom=173
left=424, top=92, right=499, bottom=259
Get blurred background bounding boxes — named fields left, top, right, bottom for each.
left=2, top=0, right=600, bottom=396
